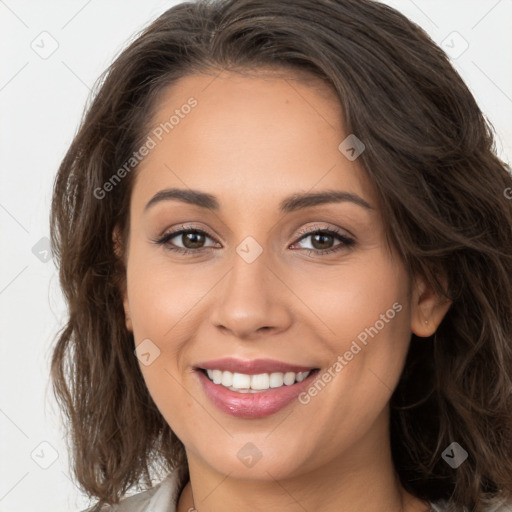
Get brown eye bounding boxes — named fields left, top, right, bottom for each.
left=179, top=231, right=207, bottom=249
left=292, top=227, right=355, bottom=256
left=154, top=226, right=218, bottom=255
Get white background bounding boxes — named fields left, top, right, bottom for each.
left=0, top=1, right=511, bottom=511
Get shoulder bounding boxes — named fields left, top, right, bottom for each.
left=81, top=484, right=160, bottom=512
left=80, top=465, right=187, bottom=512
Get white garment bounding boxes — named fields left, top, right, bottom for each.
left=81, top=468, right=181, bottom=512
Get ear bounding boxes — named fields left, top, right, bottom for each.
left=410, top=271, right=451, bottom=337
left=113, top=225, right=133, bottom=333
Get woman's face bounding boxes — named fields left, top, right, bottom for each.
left=121, top=69, right=436, bottom=481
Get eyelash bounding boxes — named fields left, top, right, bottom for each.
left=152, top=224, right=355, bottom=257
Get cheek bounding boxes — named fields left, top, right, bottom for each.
left=125, top=246, right=219, bottom=419
left=125, top=246, right=207, bottom=341
left=293, top=251, right=412, bottom=424
left=288, top=249, right=410, bottom=344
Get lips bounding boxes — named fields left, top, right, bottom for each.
left=194, top=357, right=320, bottom=419
left=195, top=357, right=316, bottom=375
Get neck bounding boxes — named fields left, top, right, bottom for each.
left=177, top=408, right=430, bottom=512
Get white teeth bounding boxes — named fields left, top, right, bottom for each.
left=232, top=372, right=251, bottom=389
left=203, top=369, right=312, bottom=392
left=283, top=371, right=296, bottom=385
left=212, top=369, right=222, bottom=384
left=221, top=371, right=233, bottom=387
left=269, top=372, right=284, bottom=388
left=251, top=373, right=270, bottom=390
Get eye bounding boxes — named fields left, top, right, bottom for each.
left=291, top=226, right=355, bottom=256
left=152, top=224, right=355, bottom=256
left=152, top=225, right=219, bottom=255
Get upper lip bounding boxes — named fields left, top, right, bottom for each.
left=196, top=357, right=318, bottom=375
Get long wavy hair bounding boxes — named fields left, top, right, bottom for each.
left=49, top=0, right=512, bottom=510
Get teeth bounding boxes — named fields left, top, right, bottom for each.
left=283, top=371, right=296, bottom=385
left=221, top=370, right=233, bottom=387
left=269, top=372, right=284, bottom=388
left=232, top=372, right=251, bottom=389
left=204, top=369, right=312, bottom=392
left=251, top=373, right=270, bottom=390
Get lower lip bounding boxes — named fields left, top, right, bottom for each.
left=196, top=369, right=319, bottom=419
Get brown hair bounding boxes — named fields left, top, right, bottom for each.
left=49, top=0, right=512, bottom=510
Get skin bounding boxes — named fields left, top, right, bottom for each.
left=118, top=69, right=451, bottom=512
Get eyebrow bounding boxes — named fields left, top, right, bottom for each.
left=144, top=188, right=373, bottom=213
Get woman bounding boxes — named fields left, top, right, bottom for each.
left=49, top=0, right=512, bottom=511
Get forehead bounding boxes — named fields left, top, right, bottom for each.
left=132, top=69, right=376, bottom=212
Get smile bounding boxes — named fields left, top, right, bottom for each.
left=203, top=369, right=312, bottom=392
left=194, top=358, right=320, bottom=418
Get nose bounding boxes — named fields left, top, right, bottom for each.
left=209, top=250, right=293, bottom=340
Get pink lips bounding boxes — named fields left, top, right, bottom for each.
left=196, top=357, right=315, bottom=375
left=195, top=357, right=318, bottom=419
